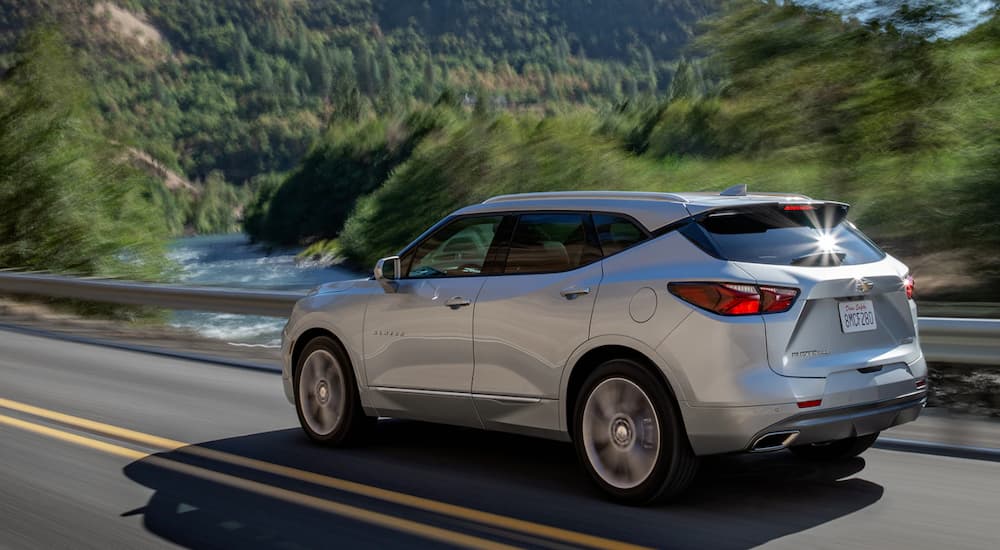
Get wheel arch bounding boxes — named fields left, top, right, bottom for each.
left=291, top=327, right=346, bottom=375
left=287, top=312, right=368, bottom=388
left=560, top=336, right=691, bottom=437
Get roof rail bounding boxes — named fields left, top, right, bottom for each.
left=482, top=191, right=689, bottom=204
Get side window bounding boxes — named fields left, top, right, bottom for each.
left=593, top=214, right=647, bottom=255
left=406, top=216, right=503, bottom=278
left=503, top=213, right=601, bottom=274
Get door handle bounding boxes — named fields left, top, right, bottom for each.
left=560, top=287, right=591, bottom=300
left=444, top=296, right=472, bottom=309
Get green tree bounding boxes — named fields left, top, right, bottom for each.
left=0, top=29, right=169, bottom=278
left=191, top=171, right=244, bottom=234
left=420, top=57, right=436, bottom=101
left=668, top=57, right=699, bottom=100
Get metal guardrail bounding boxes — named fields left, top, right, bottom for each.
left=0, top=272, right=303, bottom=317
left=0, top=272, right=998, bottom=365
left=917, top=317, right=1000, bottom=366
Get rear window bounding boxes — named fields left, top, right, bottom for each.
left=690, top=204, right=885, bottom=266
left=504, top=213, right=601, bottom=274
left=593, top=214, right=647, bottom=255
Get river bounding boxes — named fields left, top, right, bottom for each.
left=166, top=234, right=360, bottom=346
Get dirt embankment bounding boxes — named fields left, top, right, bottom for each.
left=92, top=2, right=163, bottom=48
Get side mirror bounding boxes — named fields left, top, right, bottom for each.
left=374, top=256, right=401, bottom=293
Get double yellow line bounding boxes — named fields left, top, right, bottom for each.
left=0, top=397, right=649, bottom=550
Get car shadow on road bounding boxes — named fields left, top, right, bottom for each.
left=123, top=420, right=883, bottom=549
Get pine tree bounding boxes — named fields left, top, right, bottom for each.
left=420, top=57, right=436, bottom=101
left=377, top=40, right=397, bottom=108
left=642, top=45, right=657, bottom=92
left=258, top=61, right=275, bottom=93
left=355, top=42, right=377, bottom=97
left=0, top=29, right=167, bottom=276
left=668, top=57, right=699, bottom=100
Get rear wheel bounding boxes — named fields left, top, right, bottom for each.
left=789, top=432, right=879, bottom=461
left=573, top=359, right=698, bottom=504
left=293, top=336, right=373, bottom=445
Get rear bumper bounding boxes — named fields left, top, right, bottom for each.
left=750, top=391, right=926, bottom=450
left=681, top=355, right=928, bottom=455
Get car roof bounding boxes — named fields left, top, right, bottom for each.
left=453, top=187, right=819, bottom=231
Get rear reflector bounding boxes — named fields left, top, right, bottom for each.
left=797, top=399, right=822, bottom=409
left=668, top=282, right=799, bottom=316
left=915, top=378, right=927, bottom=389
left=904, top=274, right=915, bottom=299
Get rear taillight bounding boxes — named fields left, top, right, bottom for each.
left=904, top=274, right=915, bottom=300
left=668, top=282, right=800, bottom=316
left=760, top=286, right=799, bottom=313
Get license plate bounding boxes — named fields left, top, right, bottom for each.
left=839, top=300, right=877, bottom=333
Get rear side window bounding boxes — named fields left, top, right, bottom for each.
left=691, top=204, right=884, bottom=266
left=503, top=213, right=601, bottom=274
left=593, top=214, right=647, bottom=255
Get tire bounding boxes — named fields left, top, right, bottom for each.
left=293, top=336, right=374, bottom=446
left=572, top=359, right=698, bottom=505
left=789, top=432, right=879, bottom=461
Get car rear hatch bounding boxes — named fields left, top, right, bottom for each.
left=682, top=201, right=920, bottom=378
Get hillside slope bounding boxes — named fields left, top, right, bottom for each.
left=0, top=0, right=718, bottom=185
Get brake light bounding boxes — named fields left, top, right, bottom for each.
left=668, top=282, right=800, bottom=316
left=783, top=204, right=816, bottom=211
left=904, top=274, right=915, bottom=299
left=760, top=286, right=799, bottom=313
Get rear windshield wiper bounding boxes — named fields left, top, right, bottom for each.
left=790, top=251, right=846, bottom=266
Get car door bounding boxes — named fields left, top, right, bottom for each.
left=472, top=212, right=604, bottom=435
left=364, top=214, right=506, bottom=427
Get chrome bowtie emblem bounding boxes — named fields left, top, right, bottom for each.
left=855, top=278, right=875, bottom=293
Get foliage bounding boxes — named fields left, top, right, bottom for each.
left=296, top=239, right=342, bottom=264
left=339, top=113, right=668, bottom=266
left=0, top=0, right=718, bottom=185
left=245, top=107, right=453, bottom=244
left=3, top=1, right=999, bottom=299
left=0, top=28, right=170, bottom=278
left=677, top=0, right=1000, bottom=260
left=189, top=171, right=249, bottom=235
left=331, top=1, right=1000, bottom=289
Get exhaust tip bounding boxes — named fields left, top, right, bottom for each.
left=751, top=431, right=800, bottom=452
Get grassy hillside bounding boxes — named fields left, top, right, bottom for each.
left=0, top=0, right=717, bottom=184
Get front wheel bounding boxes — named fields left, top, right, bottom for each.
left=293, top=336, right=373, bottom=446
left=573, top=359, right=698, bottom=504
left=789, top=432, right=879, bottom=461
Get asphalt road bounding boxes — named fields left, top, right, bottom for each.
left=1, top=327, right=998, bottom=550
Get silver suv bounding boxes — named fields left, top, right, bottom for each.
left=281, top=188, right=927, bottom=503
